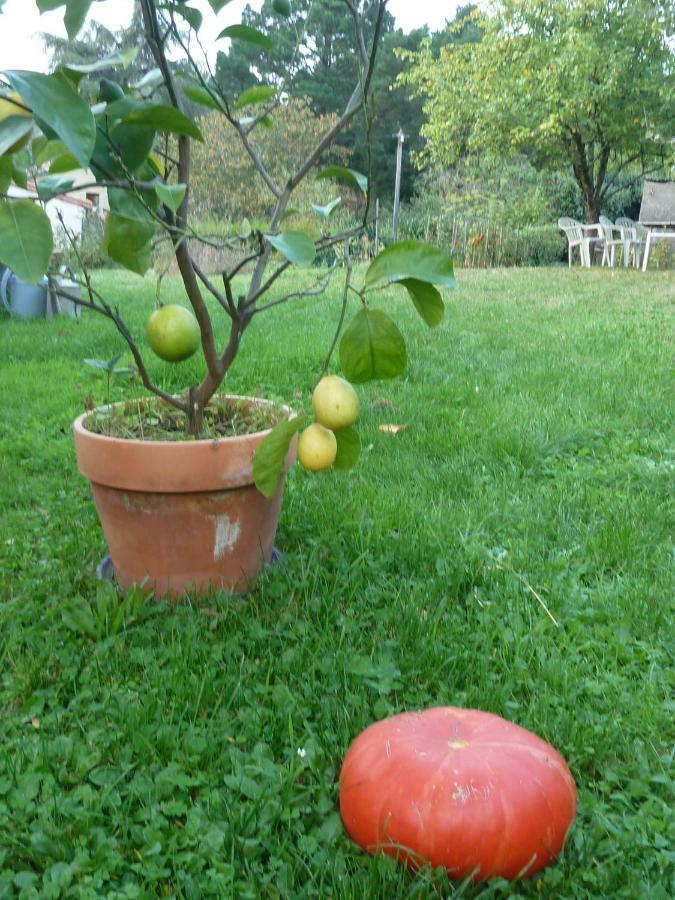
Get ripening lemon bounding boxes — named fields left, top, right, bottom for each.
left=312, top=375, right=359, bottom=430
left=146, top=305, right=201, bottom=362
left=297, top=423, right=337, bottom=471
left=0, top=91, right=32, bottom=154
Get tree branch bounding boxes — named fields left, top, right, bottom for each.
left=287, top=1, right=388, bottom=191
left=320, top=242, right=352, bottom=377
left=252, top=265, right=339, bottom=316
left=168, top=19, right=282, bottom=198
left=192, top=258, right=234, bottom=318
left=54, top=213, right=187, bottom=414
left=141, top=0, right=224, bottom=410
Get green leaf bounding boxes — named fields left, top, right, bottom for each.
left=84, top=355, right=122, bottom=372
left=36, top=0, right=66, bottom=11
left=161, top=2, right=202, bottom=31
left=65, top=48, right=138, bottom=75
left=98, top=79, right=125, bottom=104
left=34, top=138, right=67, bottom=165
left=272, top=0, right=292, bottom=16
left=218, top=25, right=274, bottom=51
left=11, top=158, right=27, bottom=189
left=333, top=426, right=360, bottom=471
left=49, top=151, right=80, bottom=173
left=111, top=123, right=157, bottom=172
left=236, top=85, right=276, bottom=110
left=155, top=182, right=187, bottom=213
left=207, top=0, right=235, bottom=12
left=88, top=766, right=122, bottom=787
left=102, top=212, right=154, bottom=275
left=99, top=96, right=139, bottom=125
left=182, top=85, right=224, bottom=112
left=252, top=414, right=304, bottom=499
left=365, top=240, right=457, bottom=289
left=107, top=185, right=158, bottom=222
left=266, top=231, right=315, bottom=266
left=123, top=104, right=203, bottom=140
left=316, top=165, right=367, bottom=194
left=4, top=71, right=95, bottom=168
left=91, top=118, right=156, bottom=177
left=64, top=0, right=93, bottom=39
left=0, top=199, right=53, bottom=283
left=30, top=135, right=49, bottom=160
left=36, top=174, right=75, bottom=200
left=339, top=308, right=406, bottom=384
left=30, top=832, right=59, bottom=859
left=0, top=116, right=33, bottom=157
left=399, top=278, right=444, bottom=327
left=311, top=197, right=341, bottom=219
left=0, top=157, right=12, bottom=194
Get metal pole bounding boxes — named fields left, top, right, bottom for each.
left=392, top=129, right=405, bottom=242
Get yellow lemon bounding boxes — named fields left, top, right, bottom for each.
left=297, top=423, right=337, bottom=471
left=312, top=375, right=359, bottom=430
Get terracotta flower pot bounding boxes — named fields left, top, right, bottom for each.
left=73, top=397, right=296, bottom=598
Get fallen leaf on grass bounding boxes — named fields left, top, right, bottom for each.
left=378, top=424, right=406, bottom=434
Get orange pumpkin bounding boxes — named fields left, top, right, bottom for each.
left=339, top=707, right=576, bottom=881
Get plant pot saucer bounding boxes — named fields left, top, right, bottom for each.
left=94, top=546, right=287, bottom=594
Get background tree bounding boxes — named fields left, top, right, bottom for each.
left=402, top=0, right=675, bottom=222
left=344, top=26, right=428, bottom=204
left=41, top=0, right=154, bottom=94
left=215, top=0, right=430, bottom=200
left=353, top=6, right=484, bottom=204
left=190, top=98, right=346, bottom=222
left=215, top=0, right=394, bottom=113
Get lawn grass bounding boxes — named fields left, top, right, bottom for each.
left=0, top=264, right=673, bottom=898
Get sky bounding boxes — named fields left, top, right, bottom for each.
left=0, top=1, right=461, bottom=72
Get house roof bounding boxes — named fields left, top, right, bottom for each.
left=639, top=180, right=675, bottom=226
left=8, top=182, right=93, bottom=210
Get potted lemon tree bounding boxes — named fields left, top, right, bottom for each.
left=0, top=0, right=456, bottom=598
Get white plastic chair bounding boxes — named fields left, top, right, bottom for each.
left=558, top=217, right=591, bottom=267
left=615, top=217, right=647, bottom=268
left=597, top=216, right=626, bottom=267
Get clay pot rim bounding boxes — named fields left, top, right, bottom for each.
left=73, top=394, right=296, bottom=448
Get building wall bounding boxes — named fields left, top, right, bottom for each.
left=7, top=184, right=93, bottom=244
left=69, top=169, right=110, bottom=214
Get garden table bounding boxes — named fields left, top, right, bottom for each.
left=638, top=180, right=675, bottom=271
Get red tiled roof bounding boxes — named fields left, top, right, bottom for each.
left=25, top=180, right=94, bottom=210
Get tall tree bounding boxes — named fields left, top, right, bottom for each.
left=190, top=98, right=346, bottom=221
left=402, top=0, right=674, bottom=222
left=215, top=0, right=394, bottom=114
left=344, top=26, right=429, bottom=204
left=41, top=0, right=153, bottom=93
left=216, top=1, right=442, bottom=201
left=349, top=7, right=484, bottom=204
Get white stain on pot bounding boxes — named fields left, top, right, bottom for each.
left=213, top=514, right=241, bottom=559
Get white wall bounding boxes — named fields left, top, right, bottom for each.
left=7, top=184, right=90, bottom=244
